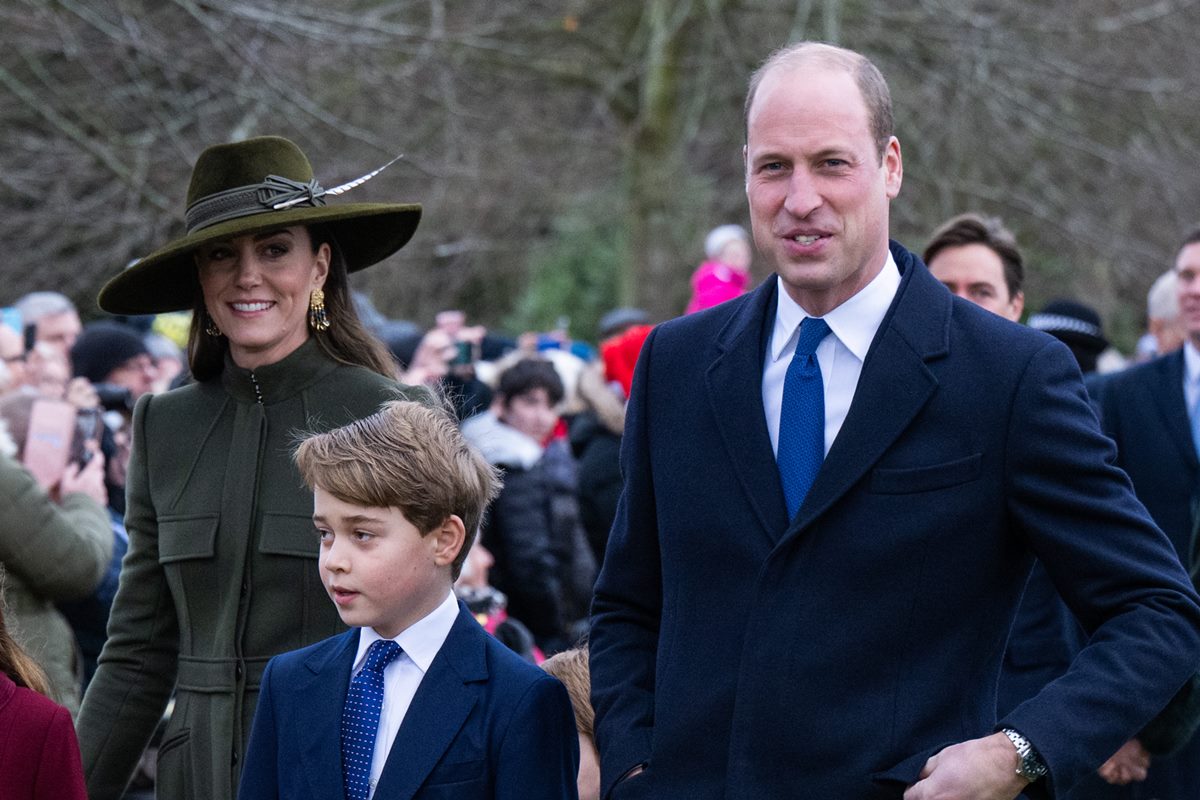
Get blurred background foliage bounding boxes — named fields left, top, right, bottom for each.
left=2, top=0, right=1199, bottom=348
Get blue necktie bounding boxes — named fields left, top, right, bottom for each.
left=777, top=317, right=832, bottom=519
left=342, top=639, right=402, bottom=800
left=1191, top=393, right=1200, bottom=461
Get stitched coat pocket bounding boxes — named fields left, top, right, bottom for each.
left=869, top=453, right=982, bottom=494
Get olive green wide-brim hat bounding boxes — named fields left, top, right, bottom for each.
left=98, top=135, right=422, bottom=315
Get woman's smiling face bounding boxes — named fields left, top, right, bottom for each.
left=196, top=225, right=329, bottom=370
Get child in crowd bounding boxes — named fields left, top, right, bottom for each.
left=239, top=400, right=578, bottom=800
left=461, top=359, right=596, bottom=654
left=0, top=585, right=87, bottom=799
left=684, top=223, right=753, bottom=314
left=542, top=648, right=599, bottom=800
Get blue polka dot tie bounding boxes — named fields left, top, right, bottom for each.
left=777, top=317, right=832, bottom=519
left=342, top=639, right=402, bottom=800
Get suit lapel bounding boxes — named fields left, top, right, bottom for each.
left=1150, top=350, right=1197, bottom=471
left=706, top=278, right=792, bottom=542
left=788, top=244, right=947, bottom=536
left=372, top=604, right=485, bottom=800
left=297, top=629, right=360, bottom=800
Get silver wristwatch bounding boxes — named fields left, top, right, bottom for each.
left=1002, top=728, right=1048, bottom=782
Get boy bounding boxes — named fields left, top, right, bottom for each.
left=239, top=400, right=579, bottom=800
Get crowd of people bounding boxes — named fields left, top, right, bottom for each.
left=4, top=38, right=1200, bottom=800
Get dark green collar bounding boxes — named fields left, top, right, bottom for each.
left=220, top=337, right=339, bottom=405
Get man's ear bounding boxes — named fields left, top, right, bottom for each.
left=431, top=514, right=467, bottom=569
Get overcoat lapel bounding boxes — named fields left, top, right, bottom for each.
left=788, top=244, right=948, bottom=536
left=1150, top=350, right=1198, bottom=471
left=372, top=605, right=485, bottom=800
left=705, top=278, right=791, bottom=542
left=297, top=629, right=360, bottom=800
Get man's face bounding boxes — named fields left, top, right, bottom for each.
left=744, top=62, right=902, bottom=317
left=1175, top=242, right=1200, bottom=346
left=36, top=310, right=82, bottom=355
left=927, top=243, right=1024, bottom=322
left=106, top=353, right=157, bottom=399
left=0, top=325, right=26, bottom=387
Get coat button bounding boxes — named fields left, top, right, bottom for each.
left=235, top=662, right=244, bottom=679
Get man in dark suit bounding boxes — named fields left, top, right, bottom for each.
left=589, top=42, right=1200, bottom=800
left=1097, top=226, right=1200, bottom=799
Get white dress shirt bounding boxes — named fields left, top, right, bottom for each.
left=763, top=252, right=901, bottom=456
left=351, top=590, right=459, bottom=799
left=1184, top=340, right=1200, bottom=417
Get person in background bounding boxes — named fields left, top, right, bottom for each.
left=1139, top=270, right=1185, bottom=361
left=543, top=647, right=600, bottom=800
left=0, top=324, right=27, bottom=389
left=463, top=358, right=595, bottom=655
left=924, top=212, right=1024, bottom=322
left=76, top=135, right=430, bottom=800
left=15, top=292, right=82, bottom=359
left=1028, top=298, right=1116, bottom=375
left=0, top=590, right=88, bottom=800
left=1094, top=225, right=1200, bottom=799
left=0, top=391, right=111, bottom=716
left=925, top=213, right=1131, bottom=798
left=70, top=321, right=156, bottom=403
left=685, top=224, right=753, bottom=314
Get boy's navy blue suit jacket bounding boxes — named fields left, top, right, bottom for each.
left=589, top=241, right=1200, bottom=800
left=239, top=600, right=579, bottom=800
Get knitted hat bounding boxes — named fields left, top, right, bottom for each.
left=70, top=322, right=151, bottom=384
left=704, top=224, right=749, bottom=259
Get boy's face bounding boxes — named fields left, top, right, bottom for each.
left=500, top=387, right=559, bottom=442
left=314, top=487, right=461, bottom=639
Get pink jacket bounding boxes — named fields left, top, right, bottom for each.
left=685, top=260, right=750, bottom=314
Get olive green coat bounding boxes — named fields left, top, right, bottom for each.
left=76, top=339, right=429, bottom=800
left=0, top=454, right=111, bottom=715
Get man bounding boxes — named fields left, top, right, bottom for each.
left=16, top=291, right=82, bottom=357
left=1143, top=269, right=1185, bottom=359
left=589, top=42, right=1200, bottom=800
left=926, top=215, right=1138, bottom=796
left=69, top=321, right=157, bottom=402
left=924, top=212, right=1024, bottom=322
left=1097, top=226, right=1200, bottom=799
left=0, top=323, right=26, bottom=388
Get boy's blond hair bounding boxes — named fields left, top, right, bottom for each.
left=294, top=400, right=500, bottom=579
left=541, top=647, right=593, bottom=739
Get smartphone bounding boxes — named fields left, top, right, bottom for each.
left=23, top=399, right=76, bottom=489
left=72, top=407, right=100, bottom=467
left=450, top=341, right=472, bottom=366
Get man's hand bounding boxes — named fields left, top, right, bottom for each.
left=1097, top=738, right=1150, bottom=785
left=903, top=732, right=1029, bottom=800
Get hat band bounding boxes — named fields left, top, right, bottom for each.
left=1027, top=313, right=1103, bottom=339
left=184, top=174, right=327, bottom=234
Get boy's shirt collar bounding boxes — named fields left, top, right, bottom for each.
left=354, top=590, right=458, bottom=675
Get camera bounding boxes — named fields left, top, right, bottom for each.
left=93, top=382, right=134, bottom=414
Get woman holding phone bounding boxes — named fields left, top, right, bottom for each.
left=76, top=136, right=430, bottom=800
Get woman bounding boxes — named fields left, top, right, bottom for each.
left=76, top=136, right=430, bottom=800
left=0, top=392, right=111, bottom=717
left=0, top=590, right=87, bottom=800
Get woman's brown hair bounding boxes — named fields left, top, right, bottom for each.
left=0, top=575, right=53, bottom=697
left=187, top=225, right=397, bottom=381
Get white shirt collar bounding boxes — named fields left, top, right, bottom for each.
left=770, top=251, right=902, bottom=362
left=1185, top=340, right=1200, bottom=387
left=354, top=590, right=458, bottom=674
